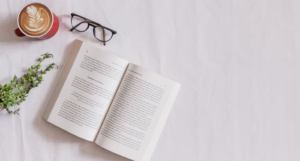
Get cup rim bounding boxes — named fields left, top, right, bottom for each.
left=17, top=2, right=54, bottom=38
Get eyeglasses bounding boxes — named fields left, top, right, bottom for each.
left=70, top=13, right=117, bottom=46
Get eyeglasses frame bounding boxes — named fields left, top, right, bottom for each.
left=70, top=13, right=117, bottom=46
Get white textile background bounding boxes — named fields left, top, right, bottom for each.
left=1, top=0, right=300, bottom=161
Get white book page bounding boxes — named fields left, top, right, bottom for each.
left=95, top=63, right=180, bottom=160
left=44, top=40, right=129, bottom=141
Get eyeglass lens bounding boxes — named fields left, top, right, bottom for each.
left=94, top=27, right=113, bottom=42
left=71, top=16, right=89, bottom=32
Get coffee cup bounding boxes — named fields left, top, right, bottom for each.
left=14, top=2, right=59, bottom=39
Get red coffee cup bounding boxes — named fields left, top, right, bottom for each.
left=14, top=2, right=59, bottom=39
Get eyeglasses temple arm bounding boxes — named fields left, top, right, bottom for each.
left=88, top=20, right=117, bottom=34
left=102, top=27, right=106, bottom=46
left=70, top=21, right=86, bottom=31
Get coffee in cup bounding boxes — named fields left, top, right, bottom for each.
left=15, top=2, right=59, bottom=39
left=18, top=3, right=52, bottom=36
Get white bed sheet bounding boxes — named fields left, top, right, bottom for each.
left=1, top=0, right=300, bottom=161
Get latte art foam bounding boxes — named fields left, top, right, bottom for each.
left=19, top=3, right=52, bottom=36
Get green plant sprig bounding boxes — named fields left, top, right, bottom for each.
left=0, top=53, right=57, bottom=114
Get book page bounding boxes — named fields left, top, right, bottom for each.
left=95, top=63, right=180, bottom=161
left=42, top=40, right=129, bottom=141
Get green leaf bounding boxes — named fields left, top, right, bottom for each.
left=1, top=53, right=56, bottom=114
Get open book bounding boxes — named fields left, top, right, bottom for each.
left=42, top=40, right=181, bottom=161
